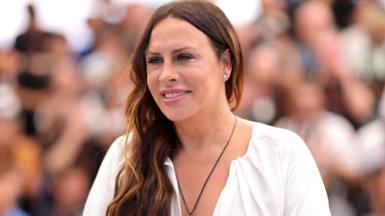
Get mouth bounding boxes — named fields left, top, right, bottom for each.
left=163, top=92, right=187, bottom=98
left=160, top=89, right=191, bottom=104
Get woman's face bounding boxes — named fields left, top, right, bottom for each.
left=146, top=17, right=230, bottom=122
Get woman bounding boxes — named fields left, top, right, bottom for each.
left=83, top=1, right=330, bottom=215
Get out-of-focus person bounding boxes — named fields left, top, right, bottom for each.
left=0, top=83, right=43, bottom=216
left=275, top=81, right=359, bottom=216
left=341, top=1, right=385, bottom=88
left=292, top=0, right=375, bottom=127
left=237, top=43, right=282, bottom=124
left=34, top=58, right=95, bottom=177
left=358, top=89, right=385, bottom=216
left=276, top=81, right=360, bottom=184
left=51, top=167, right=90, bottom=216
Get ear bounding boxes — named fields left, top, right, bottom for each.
left=220, top=49, right=232, bottom=78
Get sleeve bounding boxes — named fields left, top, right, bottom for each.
left=284, top=132, right=331, bottom=216
left=82, top=136, right=126, bottom=216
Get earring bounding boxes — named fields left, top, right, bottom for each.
left=224, top=74, right=228, bottom=81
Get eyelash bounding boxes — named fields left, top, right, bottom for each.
left=177, top=53, right=193, bottom=61
left=147, top=57, right=162, bottom=64
left=147, top=53, right=194, bottom=65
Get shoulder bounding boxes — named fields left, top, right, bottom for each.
left=245, top=120, right=322, bottom=179
left=252, top=120, right=301, bottom=140
left=241, top=120, right=312, bottom=175
left=244, top=121, right=330, bottom=214
left=248, top=120, right=306, bottom=156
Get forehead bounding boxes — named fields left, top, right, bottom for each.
left=147, top=17, right=213, bottom=52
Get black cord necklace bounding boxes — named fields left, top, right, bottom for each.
left=176, top=117, right=238, bottom=216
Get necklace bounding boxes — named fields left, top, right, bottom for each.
left=176, top=117, right=238, bottom=216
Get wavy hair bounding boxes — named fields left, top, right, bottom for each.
left=106, top=1, right=244, bottom=215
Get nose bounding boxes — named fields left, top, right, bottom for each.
left=158, top=60, right=178, bottom=83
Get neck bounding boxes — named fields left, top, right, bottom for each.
left=174, top=105, right=235, bottom=152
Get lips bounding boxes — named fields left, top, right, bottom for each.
left=159, top=89, right=191, bottom=104
left=164, top=92, right=185, bottom=98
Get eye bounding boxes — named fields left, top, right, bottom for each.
left=147, top=56, right=163, bottom=65
left=177, top=53, right=193, bottom=61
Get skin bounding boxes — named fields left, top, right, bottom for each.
left=146, top=17, right=252, bottom=216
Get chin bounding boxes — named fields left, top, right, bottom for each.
left=160, top=107, right=196, bottom=123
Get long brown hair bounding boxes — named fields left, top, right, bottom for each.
left=106, top=1, right=244, bottom=215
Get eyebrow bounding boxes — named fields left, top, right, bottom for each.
left=146, top=47, right=194, bottom=56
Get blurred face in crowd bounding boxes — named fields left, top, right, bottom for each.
left=146, top=18, right=231, bottom=122
left=53, top=168, right=89, bottom=212
left=290, top=82, right=325, bottom=121
left=294, top=1, right=335, bottom=45
left=248, top=46, right=280, bottom=88
left=50, top=61, right=82, bottom=96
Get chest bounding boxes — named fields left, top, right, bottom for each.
left=174, top=158, right=231, bottom=216
left=170, top=158, right=284, bottom=216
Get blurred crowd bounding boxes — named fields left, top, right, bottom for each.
left=1, top=0, right=385, bottom=215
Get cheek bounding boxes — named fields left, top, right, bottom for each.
left=146, top=74, right=163, bottom=106
left=195, top=68, right=221, bottom=90
left=183, top=65, right=215, bottom=85
left=146, top=73, right=157, bottom=94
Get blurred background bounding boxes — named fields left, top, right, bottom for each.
left=0, top=0, right=385, bottom=215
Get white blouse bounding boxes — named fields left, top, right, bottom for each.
left=83, top=122, right=331, bottom=216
